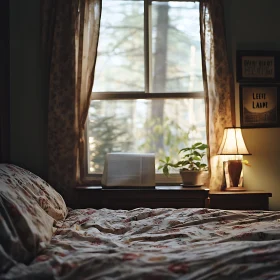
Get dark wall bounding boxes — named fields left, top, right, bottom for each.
left=0, top=0, right=10, bottom=163
left=10, top=0, right=48, bottom=178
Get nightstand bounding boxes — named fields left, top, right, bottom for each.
left=209, top=191, right=272, bottom=210
left=74, top=186, right=210, bottom=209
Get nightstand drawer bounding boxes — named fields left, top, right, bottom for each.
left=209, top=191, right=272, bottom=210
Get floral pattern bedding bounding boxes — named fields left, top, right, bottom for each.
left=3, top=207, right=280, bottom=280
left=0, top=164, right=68, bottom=272
left=0, top=164, right=67, bottom=221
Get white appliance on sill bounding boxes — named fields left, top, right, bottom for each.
left=101, top=153, right=155, bottom=188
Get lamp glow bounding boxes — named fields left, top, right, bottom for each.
left=218, top=127, right=251, bottom=155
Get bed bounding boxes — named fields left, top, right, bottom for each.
left=1, top=164, right=280, bottom=280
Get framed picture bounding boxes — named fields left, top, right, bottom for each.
left=236, top=50, right=280, bottom=82
left=240, top=84, right=280, bottom=128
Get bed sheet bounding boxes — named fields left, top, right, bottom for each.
left=3, top=207, right=280, bottom=280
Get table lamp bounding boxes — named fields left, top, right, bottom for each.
left=218, top=127, right=251, bottom=191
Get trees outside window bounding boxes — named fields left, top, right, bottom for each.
left=87, top=0, right=206, bottom=182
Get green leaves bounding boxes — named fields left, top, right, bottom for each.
left=158, top=142, right=208, bottom=176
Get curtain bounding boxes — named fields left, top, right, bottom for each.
left=200, top=0, right=235, bottom=190
left=41, top=0, right=101, bottom=201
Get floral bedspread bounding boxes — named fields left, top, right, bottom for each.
left=3, top=207, right=280, bottom=280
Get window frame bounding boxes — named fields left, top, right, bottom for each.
left=84, top=0, right=204, bottom=185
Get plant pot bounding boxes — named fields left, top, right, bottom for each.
left=179, top=169, right=208, bottom=186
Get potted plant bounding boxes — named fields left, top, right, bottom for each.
left=158, top=142, right=208, bottom=186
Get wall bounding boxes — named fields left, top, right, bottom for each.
left=10, top=0, right=48, bottom=179
left=0, top=0, right=10, bottom=162
left=224, top=0, right=280, bottom=210
left=9, top=0, right=280, bottom=209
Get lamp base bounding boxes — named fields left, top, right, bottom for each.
left=225, top=186, right=246, bottom=192
left=223, top=160, right=244, bottom=191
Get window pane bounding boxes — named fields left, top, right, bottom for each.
left=151, top=1, right=203, bottom=93
left=92, top=0, right=144, bottom=92
left=87, top=99, right=206, bottom=174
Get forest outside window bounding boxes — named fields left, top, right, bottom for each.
left=86, top=0, right=206, bottom=184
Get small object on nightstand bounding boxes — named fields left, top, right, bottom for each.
left=218, top=127, right=251, bottom=191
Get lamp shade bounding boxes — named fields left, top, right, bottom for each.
left=218, top=127, right=251, bottom=155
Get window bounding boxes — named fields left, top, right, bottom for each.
left=86, top=0, right=206, bottom=184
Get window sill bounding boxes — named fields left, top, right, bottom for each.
left=75, top=185, right=209, bottom=190
left=72, top=185, right=209, bottom=210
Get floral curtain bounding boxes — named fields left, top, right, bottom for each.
left=41, top=0, right=101, bottom=201
left=200, top=0, right=235, bottom=190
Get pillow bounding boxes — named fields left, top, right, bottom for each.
left=0, top=164, right=67, bottom=221
left=0, top=164, right=67, bottom=264
left=0, top=197, right=35, bottom=272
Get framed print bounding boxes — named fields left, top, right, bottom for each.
left=240, top=84, right=280, bottom=128
left=236, top=50, right=280, bottom=82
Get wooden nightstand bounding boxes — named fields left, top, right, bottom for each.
left=209, top=191, right=272, bottom=210
left=73, top=186, right=209, bottom=210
